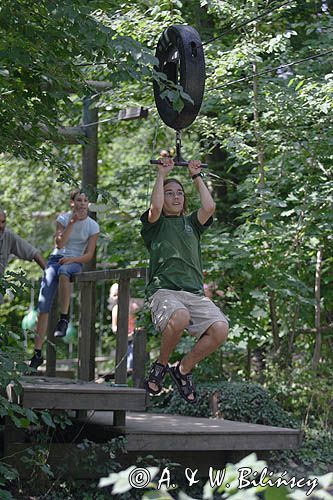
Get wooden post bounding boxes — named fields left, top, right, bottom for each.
left=46, top=298, right=58, bottom=377
left=78, top=281, right=95, bottom=381
left=82, top=96, right=98, bottom=196
left=312, top=248, right=323, bottom=369
left=113, top=277, right=130, bottom=426
left=72, top=267, right=146, bottom=425
left=132, top=329, right=147, bottom=388
left=78, top=96, right=98, bottom=382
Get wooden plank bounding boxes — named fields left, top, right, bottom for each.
left=91, top=412, right=302, bottom=452
left=17, top=391, right=145, bottom=411
left=38, top=124, right=87, bottom=144
left=74, top=267, right=146, bottom=283
left=40, top=80, right=114, bottom=94
left=6, top=378, right=146, bottom=411
left=78, top=282, right=95, bottom=381
left=125, top=431, right=301, bottom=452
left=118, top=107, right=148, bottom=121
left=132, top=329, right=147, bottom=388
left=3, top=410, right=301, bottom=480
left=113, top=277, right=131, bottom=427
left=3, top=408, right=301, bottom=481
left=46, top=298, right=58, bottom=377
left=115, top=277, right=130, bottom=384
left=78, top=97, right=98, bottom=392
left=82, top=96, right=98, bottom=193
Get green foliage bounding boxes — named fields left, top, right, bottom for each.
left=99, top=452, right=333, bottom=499
left=0, top=271, right=31, bottom=299
left=37, top=437, right=135, bottom=500
left=264, top=358, right=333, bottom=428
left=293, top=428, right=333, bottom=475
left=0, top=0, right=189, bottom=178
left=0, top=325, right=37, bottom=424
left=0, top=319, right=73, bottom=495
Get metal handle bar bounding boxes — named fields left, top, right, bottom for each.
left=150, top=159, right=208, bottom=168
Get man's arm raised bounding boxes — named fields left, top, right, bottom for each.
left=188, top=160, right=216, bottom=225
left=148, top=157, right=175, bottom=223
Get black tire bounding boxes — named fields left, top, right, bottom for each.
left=153, top=25, right=205, bottom=130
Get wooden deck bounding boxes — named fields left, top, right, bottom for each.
left=81, top=410, right=301, bottom=451
left=3, top=377, right=302, bottom=477
left=1, top=409, right=302, bottom=478
left=74, top=410, right=302, bottom=473
left=3, top=264, right=303, bottom=477
left=6, top=376, right=147, bottom=411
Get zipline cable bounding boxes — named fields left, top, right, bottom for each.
left=199, top=0, right=295, bottom=48
left=81, top=116, right=118, bottom=128
left=147, top=115, right=159, bottom=210
left=206, top=49, right=333, bottom=92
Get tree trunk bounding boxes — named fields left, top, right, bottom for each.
left=287, top=301, right=300, bottom=363
left=269, top=291, right=280, bottom=352
left=253, top=60, right=265, bottom=191
left=312, top=248, right=323, bottom=368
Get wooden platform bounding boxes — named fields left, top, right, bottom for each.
left=76, top=411, right=302, bottom=473
left=6, top=410, right=298, bottom=476
left=6, top=376, right=147, bottom=411
left=2, top=396, right=302, bottom=478
left=85, top=410, right=302, bottom=451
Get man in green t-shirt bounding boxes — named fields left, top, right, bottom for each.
left=140, top=156, right=229, bottom=403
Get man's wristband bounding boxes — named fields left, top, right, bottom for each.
left=192, top=172, right=204, bottom=180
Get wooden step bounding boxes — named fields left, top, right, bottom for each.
left=90, top=411, right=302, bottom=452
left=78, top=411, right=302, bottom=475
left=6, top=376, right=147, bottom=411
left=1, top=410, right=302, bottom=479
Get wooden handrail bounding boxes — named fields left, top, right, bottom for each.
left=75, top=267, right=146, bottom=388
left=73, top=267, right=146, bottom=283
left=46, top=266, right=148, bottom=426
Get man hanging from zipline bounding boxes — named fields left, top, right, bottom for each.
left=140, top=155, right=229, bottom=403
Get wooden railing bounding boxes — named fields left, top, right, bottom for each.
left=45, top=267, right=147, bottom=384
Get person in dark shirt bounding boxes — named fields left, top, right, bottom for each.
left=140, top=156, right=229, bottom=403
left=0, top=209, right=46, bottom=303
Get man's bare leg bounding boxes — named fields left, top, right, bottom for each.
left=176, top=321, right=229, bottom=401
left=148, top=308, right=190, bottom=393
left=181, top=321, right=228, bottom=373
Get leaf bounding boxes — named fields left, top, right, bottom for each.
left=41, top=411, right=55, bottom=428
left=264, top=485, right=290, bottom=499
left=172, top=94, right=184, bottom=113
left=0, top=488, right=15, bottom=500
left=295, top=80, right=304, bottom=91
left=143, top=490, right=175, bottom=499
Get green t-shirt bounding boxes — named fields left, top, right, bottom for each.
left=140, top=210, right=213, bottom=298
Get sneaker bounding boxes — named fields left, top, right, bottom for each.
left=54, top=318, right=68, bottom=338
left=29, top=353, right=44, bottom=369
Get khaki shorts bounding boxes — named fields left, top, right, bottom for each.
left=148, top=289, right=229, bottom=339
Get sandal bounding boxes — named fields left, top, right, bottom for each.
left=145, top=362, right=169, bottom=395
left=169, top=362, right=197, bottom=404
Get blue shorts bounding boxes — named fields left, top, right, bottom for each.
left=37, top=254, right=82, bottom=313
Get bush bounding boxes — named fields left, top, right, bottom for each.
left=264, top=359, right=333, bottom=428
